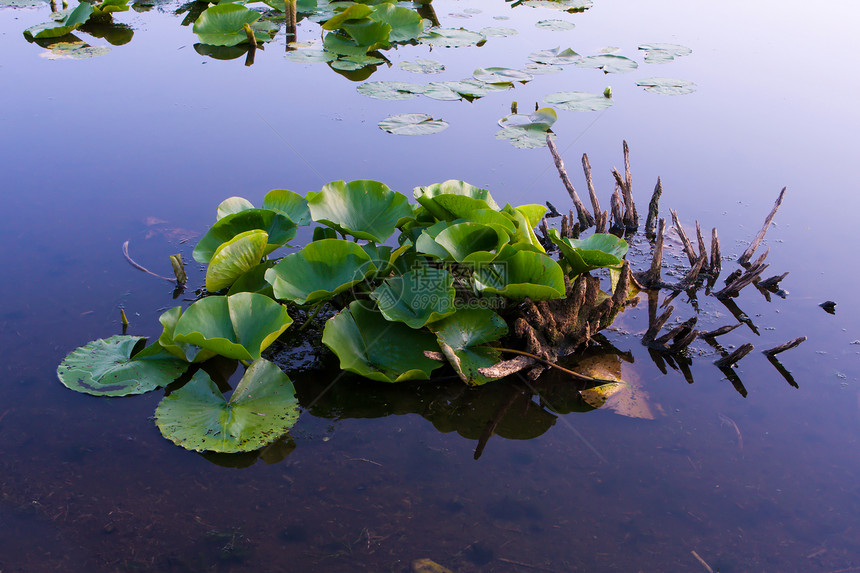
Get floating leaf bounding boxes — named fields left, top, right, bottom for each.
left=535, top=19, right=575, bottom=31
left=284, top=49, right=337, bottom=63
left=265, top=239, right=377, bottom=304
left=473, top=249, right=566, bottom=300
left=418, top=27, right=485, bottom=48
left=480, top=26, right=517, bottom=37
left=370, top=267, right=457, bottom=328
left=473, top=67, right=533, bottom=84
left=430, top=309, right=509, bottom=386
left=155, top=360, right=300, bottom=453
left=356, top=80, right=423, bottom=100
left=639, top=42, right=692, bottom=64
left=40, top=41, right=110, bottom=59
left=24, top=2, right=94, bottom=40
left=173, top=292, right=293, bottom=361
left=528, top=47, right=580, bottom=65
left=193, top=209, right=297, bottom=263
left=524, top=62, right=563, bottom=75
left=156, top=307, right=215, bottom=363
left=193, top=3, right=271, bottom=47
left=262, top=189, right=311, bottom=226
left=576, top=54, right=638, bottom=73
left=322, top=301, right=443, bottom=383
left=399, top=59, right=445, bottom=74
left=637, top=77, right=697, bottom=95
left=496, top=107, right=557, bottom=149
left=307, top=180, right=413, bottom=242
left=544, top=91, right=613, bottom=112
left=522, top=0, right=592, bottom=11
left=205, top=229, right=268, bottom=292
left=216, top=196, right=255, bottom=220
left=378, top=113, right=449, bottom=135
left=1, top=0, right=49, bottom=7
left=548, top=229, right=628, bottom=275
left=57, top=335, right=188, bottom=397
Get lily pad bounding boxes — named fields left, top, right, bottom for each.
left=535, top=19, right=575, bottom=31
left=24, top=2, right=93, bottom=40
left=639, top=42, right=692, bottom=64
left=399, top=59, right=445, bottom=74
left=216, top=196, right=255, bottom=220
left=40, top=41, right=111, bottom=59
left=418, top=27, right=485, bottom=48
left=57, top=335, right=188, bottom=397
left=155, top=360, right=300, bottom=453
left=262, top=189, right=311, bottom=226
left=480, top=26, right=517, bottom=37
left=193, top=209, right=297, bottom=263
left=322, top=301, right=443, bottom=383
left=433, top=222, right=509, bottom=263
left=575, top=54, right=638, bottom=73
left=156, top=307, right=215, bottom=363
left=356, top=80, right=423, bottom=100
left=544, top=91, right=613, bottom=112
left=307, top=179, right=413, bottom=242
left=370, top=267, right=456, bottom=328
left=193, top=3, right=274, bottom=47
left=368, top=2, right=424, bottom=42
left=284, top=49, right=337, bottom=63
left=528, top=47, right=580, bottom=65
left=473, top=67, right=533, bottom=84
left=522, top=0, right=592, bottom=11
left=496, top=107, right=557, bottom=149
left=430, top=308, right=509, bottom=385
left=205, top=229, right=268, bottom=292
left=378, top=113, right=449, bottom=136
left=173, top=292, right=293, bottom=361
left=473, top=249, right=566, bottom=300
left=637, top=77, right=697, bottom=95
left=421, top=83, right=464, bottom=101
left=265, top=239, right=377, bottom=304
left=413, top=180, right=500, bottom=221
left=523, top=62, right=563, bottom=75
left=548, top=229, right=628, bottom=275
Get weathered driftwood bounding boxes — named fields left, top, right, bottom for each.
left=713, top=343, right=754, bottom=367
left=763, top=336, right=807, bottom=356
left=701, top=323, right=742, bottom=339
left=670, top=209, right=698, bottom=267
left=546, top=134, right=594, bottom=228
left=714, top=255, right=769, bottom=299
left=739, top=187, right=786, bottom=265
left=581, top=154, right=604, bottom=226
left=610, top=187, right=624, bottom=231
left=710, top=228, right=721, bottom=278
left=645, top=177, right=662, bottom=238
left=758, top=272, right=789, bottom=289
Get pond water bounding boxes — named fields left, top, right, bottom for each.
left=2, top=0, right=859, bottom=571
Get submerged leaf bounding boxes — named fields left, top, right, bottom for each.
left=378, top=113, right=449, bottom=136
left=57, top=335, right=188, bottom=396
left=155, top=360, right=300, bottom=453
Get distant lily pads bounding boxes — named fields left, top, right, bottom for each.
left=637, top=77, right=697, bottom=95
left=57, top=335, right=188, bottom=397
left=155, top=360, right=300, bottom=453
left=473, top=67, right=533, bottom=84
left=480, top=26, right=517, bottom=37
left=522, top=0, right=592, bottom=11
left=639, top=43, right=692, bottom=64
left=379, top=113, right=449, bottom=136
left=536, top=19, right=575, bottom=31
left=524, top=62, right=563, bottom=75
left=528, top=47, right=580, bottom=65
left=544, top=91, right=613, bottom=112
left=356, top=80, right=423, bottom=100
left=399, top=59, right=446, bottom=74
left=284, top=49, right=337, bottom=63
left=418, top=27, right=485, bottom=48
left=576, top=54, right=638, bottom=73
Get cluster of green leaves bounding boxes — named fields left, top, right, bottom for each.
left=57, top=178, right=627, bottom=453
left=23, top=0, right=129, bottom=40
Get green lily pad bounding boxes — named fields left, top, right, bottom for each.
left=544, top=91, right=613, bottom=112
left=265, top=238, right=377, bottom=304
left=474, top=249, right=566, bottom=300
left=206, top=229, right=268, bottom=292
left=368, top=2, right=424, bottom=42
left=40, top=41, right=111, bottom=59
left=322, top=301, right=443, bottom=383
left=399, top=59, right=445, bottom=74
left=535, top=19, right=575, bottom=31
left=262, top=189, right=311, bottom=226
left=502, top=205, right=546, bottom=252
left=432, top=222, right=509, bottom=263
left=548, top=228, right=628, bottom=275
left=496, top=107, right=557, bottom=149
left=226, top=260, right=276, bottom=297
left=430, top=308, right=509, bottom=386
left=473, top=67, right=533, bottom=84
left=216, top=196, right=255, bottom=220
left=307, top=180, right=412, bottom=242
left=418, top=27, right=485, bottom=48
left=523, top=62, right=563, bottom=75
left=413, top=180, right=500, bottom=221
left=576, top=54, right=638, bottom=73
left=155, top=359, right=300, bottom=453
left=24, top=2, right=93, bottom=40
left=321, top=2, right=372, bottom=30
left=522, top=0, right=592, bottom=12
left=637, top=77, right=697, bottom=95
left=378, top=113, right=449, bottom=135
left=370, top=267, right=456, bottom=328
left=57, top=335, right=188, bottom=397
left=193, top=3, right=272, bottom=47
left=639, top=42, right=692, bottom=64
left=442, top=78, right=500, bottom=98
left=173, top=292, right=293, bottom=361
left=156, top=307, right=215, bottom=363
left=421, top=82, right=464, bottom=101
left=193, top=209, right=297, bottom=263
left=356, top=80, right=423, bottom=100
left=528, top=47, right=580, bottom=65
left=480, top=26, right=517, bottom=37
left=284, top=49, right=337, bottom=63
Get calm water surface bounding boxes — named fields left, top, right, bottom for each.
left=1, top=0, right=859, bottom=571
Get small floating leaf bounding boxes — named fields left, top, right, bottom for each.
left=399, top=59, right=446, bottom=74
left=480, top=26, right=517, bottom=37
left=378, top=113, right=449, bottom=135
left=40, top=41, right=111, bottom=59
left=57, top=335, right=188, bottom=397
left=284, top=49, right=337, bottom=63
left=522, top=0, right=592, bottom=11
left=576, top=54, right=638, bottom=73
left=356, top=80, right=423, bottom=100
left=422, top=82, right=464, bottom=101
left=544, top=91, right=613, bottom=112
left=528, top=47, right=580, bottom=65
left=639, top=42, right=692, bottom=64
left=535, top=19, right=575, bottom=31
left=496, top=107, right=557, bottom=149
left=418, top=27, right=485, bottom=48
left=473, top=67, right=533, bottom=84
left=524, top=62, right=563, bottom=75
left=637, top=77, right=697, bottom=95
left=155, top=359, right=300, bottom=453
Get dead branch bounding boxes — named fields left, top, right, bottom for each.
left=546, top=134, right=594, bottom=228
left=713, top=343, right=754, bottom=367
left=645, top=177, right=662, bottom=238
left=763, top=336, right=807, bottom=356
left=670, top=209, right=698, bottom=267
left=739, top=187, right=786, bottom=265
left=701, top=323, right=742, bottom=339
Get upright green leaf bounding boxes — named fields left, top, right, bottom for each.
left=193, top=3, right=263, bottom=47
left=473, top=249, right=566, bottom=300
left=413, top=180, right=499, bottom=221
left=193, top=208, right=297, bottom=263
left=24, top=2, right=94, bottom=40
left=205, top=229, right=269, bottom=292
left=548, top=229, right=628, bottom=275
left=262, top=189, right=311, bottom=226
left=370, top=267, right=457, bottom=328
left=307, top=180, right=413, bottom=242
left=430, top=309, right=509, bottom=386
